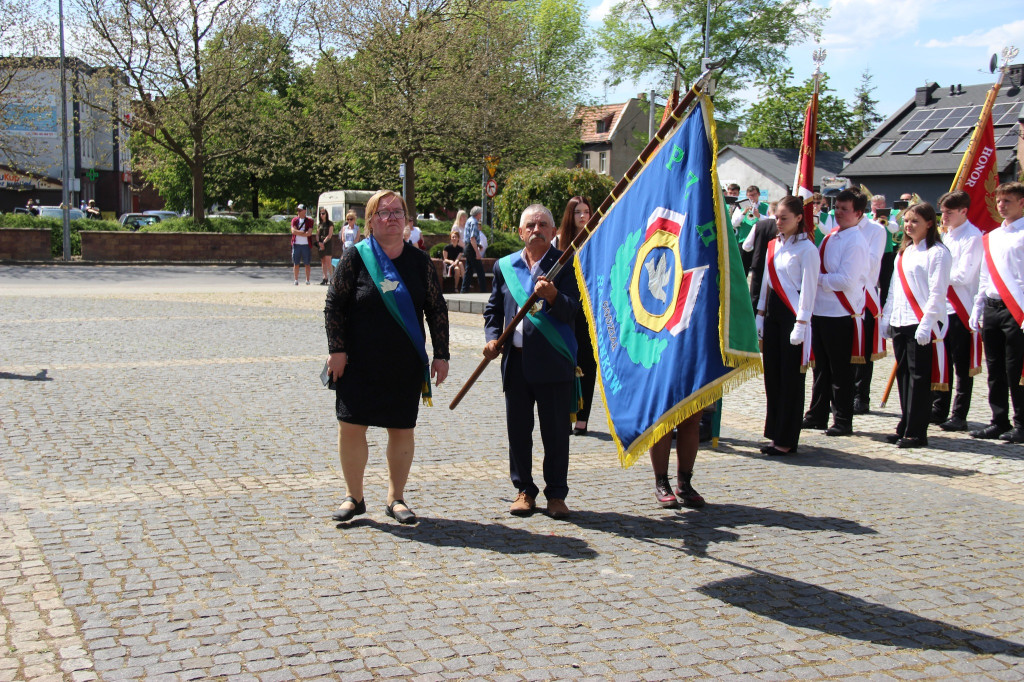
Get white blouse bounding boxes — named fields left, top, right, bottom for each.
left=758, top=234, right=820, bottom=323
left=883, top=240, right=952, bottom=329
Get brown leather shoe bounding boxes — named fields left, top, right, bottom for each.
left=546, top=498, right=570, bottom=519
left=509, top=491, right=536, bottom=516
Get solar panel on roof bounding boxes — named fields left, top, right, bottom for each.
left=935, top=107, right=971, bottom=129
left=953, top=136, right=972, bottom=154
left=890, top=130, right=926, bottom=153
left=991, top=103, right=1014, bottom=121
left=996, top=104, right=1022, bottom=125
left=996, top=126, right=1020, bottom=149
left=954, top=106, right=983, bottom=128
left=920, top=109, right=951, bottom=129
left=900, top=110, right=931, bottom=132
left=930, top=127, right=970, bottom=152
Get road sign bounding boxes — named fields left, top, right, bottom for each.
left=485, top=156, right=499, bottom=178
left=485, top=179, right=497, bottom=198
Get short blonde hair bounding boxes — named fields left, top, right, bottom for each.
left=364, top=190, right=408, bottom=236
left=345, top=210, right=357, bottom=221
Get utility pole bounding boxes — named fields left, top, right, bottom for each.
left=58, top=0, right=71, bottom=261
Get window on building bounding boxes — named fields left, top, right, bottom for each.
left=865, top=140, right=893, bottom=156
left=582, top=153, right=590, bottom=169
left=599, top=152, right=607, bottom=174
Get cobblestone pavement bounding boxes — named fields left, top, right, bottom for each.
left=1, top=265, right=1023, bottom=681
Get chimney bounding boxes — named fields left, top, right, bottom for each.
left=956, top=84, right=963, bottom=95
left=915, top=82, right=939, bottom=107
left=949, top=85, right=955, bottom=96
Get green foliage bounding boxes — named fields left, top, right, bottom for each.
left=850, top=69, right=883, bottom=143
left=596, top=0, right=825, bottom=116
left=739, top=70, right=858, bottom=151
left=0, top=215, right=125, bottom=257
left=137, top=217, right=288, bottom=234
left=415, top=219, right=455, bottom=236
left=484, top=228, right=526, bottom=259
left=492, top=167, right=615, bottom=232
left=428, top=242, right=447, bottom=258
left=415, top=161, right=483, bottom=217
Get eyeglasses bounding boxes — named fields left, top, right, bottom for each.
left=374, top=209, right=406, bottom=220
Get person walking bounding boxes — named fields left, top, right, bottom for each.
left=483, top=204, right=578, bottom=519
left=324, top=190, right=450, bottom=525
left=291, top=204, right=314, bottom=285
left=461, top=206, right=487, bottom=293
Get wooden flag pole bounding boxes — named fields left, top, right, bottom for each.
left=448, top=66, right=721, bottom=410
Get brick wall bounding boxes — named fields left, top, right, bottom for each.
left=0, top=229, right=52, bottom=261
left=79, top=232, right=327, bottom=264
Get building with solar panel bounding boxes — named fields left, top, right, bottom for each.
left=842, top=66, right=1024, bottom=204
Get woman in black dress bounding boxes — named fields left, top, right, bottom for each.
left=317, top=207, right=335, bottom=285
left=556, top=195, right=597, bottom=435
left=324, top=190, right=450, bottom=524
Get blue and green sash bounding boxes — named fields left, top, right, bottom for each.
left=498, top=252, right=583, bottom=419
left=355, top=237, right=432, bottom=406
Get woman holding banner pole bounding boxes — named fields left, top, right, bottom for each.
left=880, top=203, right=951, bottom=449
left=755, top=195, right=819, bottom=456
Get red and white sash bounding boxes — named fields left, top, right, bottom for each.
left=767, top=238, right=812, bottom=372
left=983, top=233, right=1024, bottom=385
left=864, top=285, right=886, bottom=361
left=820, top=229, right=865, bottom=363
left=946, top=284, right=983, bottom=377
left=896, top=251, right=949, bottom=391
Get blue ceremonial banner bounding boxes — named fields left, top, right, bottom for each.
left=576, top=96, right=761, bottom=467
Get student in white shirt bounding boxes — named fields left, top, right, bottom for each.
left=754, top=196, right=820, bottom=456
left=931, top=190, right=983, bottom=432
left=853, top=201, right=889, bottom=414
left=881, top=203, right=951, bottom=448
left=969, top=181, right=1024, bottom=443
left=803, top=188, right=870, bottom=437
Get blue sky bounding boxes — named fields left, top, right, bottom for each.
left=583, top=0, right=1024, bottom=122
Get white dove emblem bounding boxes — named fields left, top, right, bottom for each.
left=644, top=253, right=671, bottom=302
left=380, top=279, right=399, bottom=293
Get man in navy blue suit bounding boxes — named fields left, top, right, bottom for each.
left=483, top=204, right=579, bottom=519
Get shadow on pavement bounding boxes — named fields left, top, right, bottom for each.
left=355, top=517, right=598, bottom=559
left=0, top=369, right=51, bottom=381
left=564, top=504, right=876, bottom=558
left=718, top=439, right=976, bottom=478
left=699, top=571, right=1024, bottom=657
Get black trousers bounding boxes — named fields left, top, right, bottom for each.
left=574, top=313, right=597, bottom=424
left=853, top=309, right=877, bottom=403
left=931, top=314, right=975, bottom=422
left=763, top=292, right=806, bottom=448
left=461, top=255, right=487, bottom=293
left=879, top=251, right=895, bottom=312
left=982, top=298, right=1024, bottom=430
left=893, top=325, right=933, bottom=439
left=503, top=349, right=571, bottom=500
left=805, top=315, right=855, bottom=429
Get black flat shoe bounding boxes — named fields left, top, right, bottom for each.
left=885, top=433, right=902, bottom=444
left=971, top=424, right=1010, bottom=439
left=939, top=417, right=968, bottom=432
left=331, top=496, right=365, bottom=522
left=1000, top=427, right=1024, bottom=444
left=897, top=436, right=927, bottom=449
left=825, top=425, right=852, bottom=437
left=765, top=446, right=795, bottom=456
left=801, top=417, right=826, bottom=430
left=385, top=499, right=417, bottom=524
left=572, top=425, right=588, bottom=436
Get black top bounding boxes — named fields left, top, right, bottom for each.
left=443, top=244, right=463, bottom=261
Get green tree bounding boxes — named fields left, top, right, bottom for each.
left=492, top=166, right=615, bottom=232
left=850, top=69, right=883, bottom=143
left=0, top=0, right=55, bottom=171
left=739, top=69, right=856, bottom=151
left=72, top=0, right=300, bottom=220
left=596, top=0, right=826, bottom=115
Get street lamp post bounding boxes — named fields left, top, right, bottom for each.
left=58, top=0, right=71, bottom=261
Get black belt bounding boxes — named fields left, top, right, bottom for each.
left=986, top=297, right=1006, bottom=309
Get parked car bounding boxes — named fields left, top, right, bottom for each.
left=37, top=206, right=86, bottom=221
left=416, top=212, right=438, bottom=221
left=119, top=213, right=161, bottom=230
left=208, top=213, right=238, bottom=220
left=143, top=210, right=178, bottom=220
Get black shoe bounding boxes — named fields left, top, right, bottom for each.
left=885, top=433, right=902, bottom=444
left=852, top=398, right=869, bottom=415
left=971, top=424, right=1011, bottom=440
left=675, top=473, right=705, bottom=509
left=801, top=417, right=827, bottom=430
left=825, top=425, right=852, bottom=437
left=331, top=496, right=365, bottom=522
left=655, top=474, right=679, bottom=509
left=939, top=417, right=968, bottom=432
left=385, top=499, right=417, bottom=524
left=572, top=426, right=588, bottom=436
left=999, top=428, right=1024, bottom=444
left=897, top=436, right=928, bottom=449
left=765, top=446, right=795, bottom=456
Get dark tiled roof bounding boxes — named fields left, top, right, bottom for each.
left=719, top=146, right=846, bottom=185
left=843, top=81, right=1023, bottom=177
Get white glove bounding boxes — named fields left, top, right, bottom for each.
left=969, top=309, right=982, bottom=333
left=755, top=314, right=764, bottom=339
left=915, top=322, right=931, bottom=346
left=789, top=322, right=805, bottom=346
left=880, top=322, right=893, bottom=340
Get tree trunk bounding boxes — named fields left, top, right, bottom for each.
left=405, top=155, right=416, bottom=222
left=250, top=176, right=260, bottom=218
left=191, top=163, right=205, bottom=221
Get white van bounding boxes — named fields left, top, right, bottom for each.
left=317, top=190, right=376, bottom=224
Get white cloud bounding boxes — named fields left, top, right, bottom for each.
left=921, top=19, right=1024, bottom=55
left=820, top=0, right=929, bottom=47
left=588, top=0, right=618, bottom=23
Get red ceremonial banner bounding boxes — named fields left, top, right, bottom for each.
left=955, top=104, right=1001, bottom=232
left=794, top=90, right=819, bottom=240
